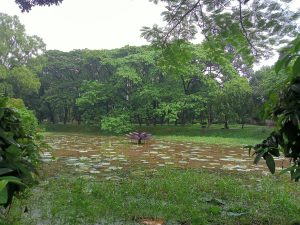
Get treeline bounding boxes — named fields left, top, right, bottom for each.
left=0, top=13, right=284, bottom=134
left=24, top=44, right=281, bottom=133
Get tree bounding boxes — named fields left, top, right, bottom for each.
left=249, top=66, right=287, bottom=121
left=38, top=50, right=84, bottom=123
left=144, top=0, right=299, bottom=61
left=216, top=77, right=252, bottom=128
left=0, top=13, right=45, bottom=69
left=0, top=11, right=46, bottom=211
left=76, top=80, right=113, bottom=125
left=15, top=0, right=63, bottom=12
left=0, top=13, right=45, bottom=99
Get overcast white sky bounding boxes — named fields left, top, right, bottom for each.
left=0, top=0, right=166, bottom=51
left=1, top=0, right=299, bottom=69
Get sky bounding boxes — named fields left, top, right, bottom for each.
left=0, top=0, right=166, bottom=51
left=0, top=0, right=299, bottom=69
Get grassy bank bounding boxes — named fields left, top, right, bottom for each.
left=140, top=124, right=272, bottom=146
left=43, top=123, right=272, bottom=146
left=41, top=123, right=102, bottom=134
left=5, top=169, right=300, bottom=225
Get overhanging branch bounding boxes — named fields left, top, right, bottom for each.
left=163, top=0, right=201, bottom=42
left=238, top=0, right=259, bottom=56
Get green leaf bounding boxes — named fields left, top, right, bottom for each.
left=0, top=129, right=18, bottom=146
left=292, top=57, right=300, bottom=76
left=243, top=145, right=253, bottom=156
left=0, top=176, right=26, bottom=187
left=254, top=150, right=265, bottom=164
left=0, top=108, right=4, bottom=119
left=0, top=180, right=8, bottom=191
left=279, top=165, right=297, bottom=175
left=0, top=185, right=8, bottom=205
left=269, top=147, right=280, bottom=157
left=291, top=83, right=300, bottom=94
left=265, top=154, right=276, bottom=174
left=0, top=168, right=14, bottom=176
left=294, top=39, right=300, bottom=52
left=275, top=54, right=290, bottom=74
left=6, top=144, right=20, bottom=156
left=291, top=169, right=300, bottom=180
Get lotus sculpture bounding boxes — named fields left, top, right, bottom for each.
left=126, top=132, right=152, bottom=144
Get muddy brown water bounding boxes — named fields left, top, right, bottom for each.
left=41, top=134, right=289, bottom=180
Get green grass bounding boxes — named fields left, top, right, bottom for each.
left=41, top=123, right=102, bottom=134
left=5, top=169, right=300, bottom=225
left=140, top=124, right=272, bottom=146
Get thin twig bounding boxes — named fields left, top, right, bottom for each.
left=198, top=1, right=210, bottom=41
left=163, top=0, right=201, bottom=42
left=238, top=0, right=258, bottom=56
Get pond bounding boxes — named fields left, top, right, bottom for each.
left=41, top=134, right=288, bottom=180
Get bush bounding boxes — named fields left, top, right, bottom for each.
left=0, top=97, right=40, bottom=208
left=247, top=36, right=300, bottom=182
left=101, top=114, right=133, bottom=134
left=7, top=98, right=39, bottom=134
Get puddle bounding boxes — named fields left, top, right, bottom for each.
left=42, top=134, right=290, bottom=179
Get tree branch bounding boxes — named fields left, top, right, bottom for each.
left=238, top=0, right=259, bottom=56
left=163, top=0, right=201, bottom=42
left=198, top=1, right=210, bottom=41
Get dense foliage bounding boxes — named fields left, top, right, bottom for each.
left=0, top=13, right=44, bottom=101
left=144, top=0, right=299, bottom=60
left=0, top=13, right=43, bottom=209
left=24, top=43, right=262, bottom=133
left=247, top=36, right=300, bottom=181
left=101, top=114, right=133, bottom=134
left=0, top=97, right=40, bottom=208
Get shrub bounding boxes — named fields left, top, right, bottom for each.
left=7, top=98, right=39, bottom=134
left=247, top=36, right=300, bottom=181
left=101, top=114, right=133, bottom=134
left=0, top=97, right=40, bottom=208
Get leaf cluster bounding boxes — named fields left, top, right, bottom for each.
left=246, top=36, right=300, bottom=181
left=15, top=0, right=63, bottom=12
left=144, top=0, right=299, bottom=61
left=0, top=97, right=40, bottom=208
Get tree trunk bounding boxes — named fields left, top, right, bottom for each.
left=224, top=121, right=229, bottom=129
left=153, top=117, right=157, bottom=126
left=160, top=116, right=164, bottom=126
left=47, top=103, right=55, bottom=123
left=137, top=115, right=142, bottom=127
left=224, top=117, right=229, bottom=129
left=181, top=110, right=185, bottom=126
left=207, top=105, right=213, bottom=127
left=63, top=106, right=68, bottom=125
